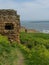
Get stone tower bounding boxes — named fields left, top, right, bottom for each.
left=0, top=9, right=20, bottom=43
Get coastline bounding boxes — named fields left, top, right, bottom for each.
left=20, top=26, right=49, bottom=34
left=20, top=26, right=39, bottom=33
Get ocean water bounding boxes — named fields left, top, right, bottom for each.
left=21, top=21, right=49, bottom=33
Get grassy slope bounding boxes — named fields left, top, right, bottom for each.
left=20, top=32, right=49, bottom=65
left=0, top=33, right=49, bottom=65
left=0, top=35, right=25, bottom=65
left=0, top=35, right=18, bottom=65
left=20, top=32, right=49, bottom=49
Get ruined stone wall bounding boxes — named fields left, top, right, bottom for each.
left=0, top=9, right=20, bottom=43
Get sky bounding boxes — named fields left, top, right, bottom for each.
left=0, top=0, right=49, bottom=21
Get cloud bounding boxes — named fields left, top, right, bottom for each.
left=0, top=0, right=49, bottom=20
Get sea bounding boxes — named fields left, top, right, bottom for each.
left=21, top=21, right=49, bottom=33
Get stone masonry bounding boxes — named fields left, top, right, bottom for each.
left=0, top=9, right=20, bottom=43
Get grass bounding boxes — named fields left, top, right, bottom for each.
left=0, top=35, right=26, bottom=65
left=0, top=32, right=49, bottom=65
left=20, top=32, right=49, bottom=65
left=0, top=35, right=18, bottom=65
left=20, top=32, right=49, bottom=49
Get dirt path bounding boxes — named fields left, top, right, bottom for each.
left=16, top=48, right=25, bottom=65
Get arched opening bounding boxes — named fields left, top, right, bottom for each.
left=5, top=23, right=14, bottom=30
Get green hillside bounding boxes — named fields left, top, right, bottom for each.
left=0, top=32, right=49, bottom=65
left=0, top=35, right=25, bottom=65
left=20, top=32, right=49, bottom=65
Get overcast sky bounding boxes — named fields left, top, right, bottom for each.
left=0, top=0, right=49, bottom=21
